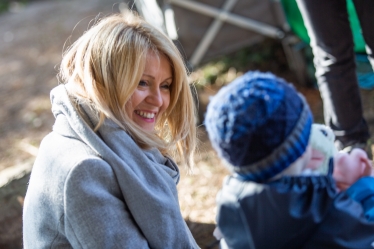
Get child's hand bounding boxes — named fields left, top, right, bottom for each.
left=333, top=148, right=373, bottom=191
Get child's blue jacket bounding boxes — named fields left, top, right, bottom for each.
left=216, top=175, right=374, bottom=249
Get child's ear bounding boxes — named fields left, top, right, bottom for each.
left=277, top=146, right=312, bottom=178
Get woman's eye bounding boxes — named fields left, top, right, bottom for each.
left=138, top=80, right=147, bottom=87
left=161, top=84, right=171, bottom=90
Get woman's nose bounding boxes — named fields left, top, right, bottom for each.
left=146, top=88, right=163, bottom=107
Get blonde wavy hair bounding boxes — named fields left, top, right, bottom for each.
left=58, top=11, right=197, bottom=169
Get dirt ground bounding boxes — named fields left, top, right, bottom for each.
left=1, top=0, right=374, bottom=248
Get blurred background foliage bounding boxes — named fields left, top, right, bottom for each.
left=0, top=0, right=28, bottom=13
left=190, top=38, right=315, bottom=90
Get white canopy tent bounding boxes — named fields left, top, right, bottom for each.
left=126, top=0, right=308, bottom=85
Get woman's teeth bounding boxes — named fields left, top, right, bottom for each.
left=136, top=111, right=155, bottom=119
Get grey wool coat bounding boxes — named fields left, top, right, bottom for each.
left=23, top=84, right=199, bottom=249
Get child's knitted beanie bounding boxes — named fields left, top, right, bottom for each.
left=205, top=71, right=313, bottom=182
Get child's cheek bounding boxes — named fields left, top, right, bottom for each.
left=306, top=148, right=325, bottom=170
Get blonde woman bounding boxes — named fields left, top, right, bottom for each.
left=23, top=11, right=198, bottom=249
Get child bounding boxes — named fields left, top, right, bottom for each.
left=307, top=123, right=373, bottom=192
left=307, top=123, right=374, bottom=223
left=205, top=71, right=374, bottom=249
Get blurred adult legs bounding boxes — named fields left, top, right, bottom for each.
left=296, top=0, right=374, bottom=150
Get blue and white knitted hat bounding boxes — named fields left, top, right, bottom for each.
left=205, top=71, right=313, bottom=182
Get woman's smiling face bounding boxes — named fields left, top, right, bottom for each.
left=125, top=51, right=172, bottom=132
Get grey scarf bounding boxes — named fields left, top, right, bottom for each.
left=51, top=84, right=198, bottom=249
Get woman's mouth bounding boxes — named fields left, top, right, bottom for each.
left=135, top=110, right=156, bottom=119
